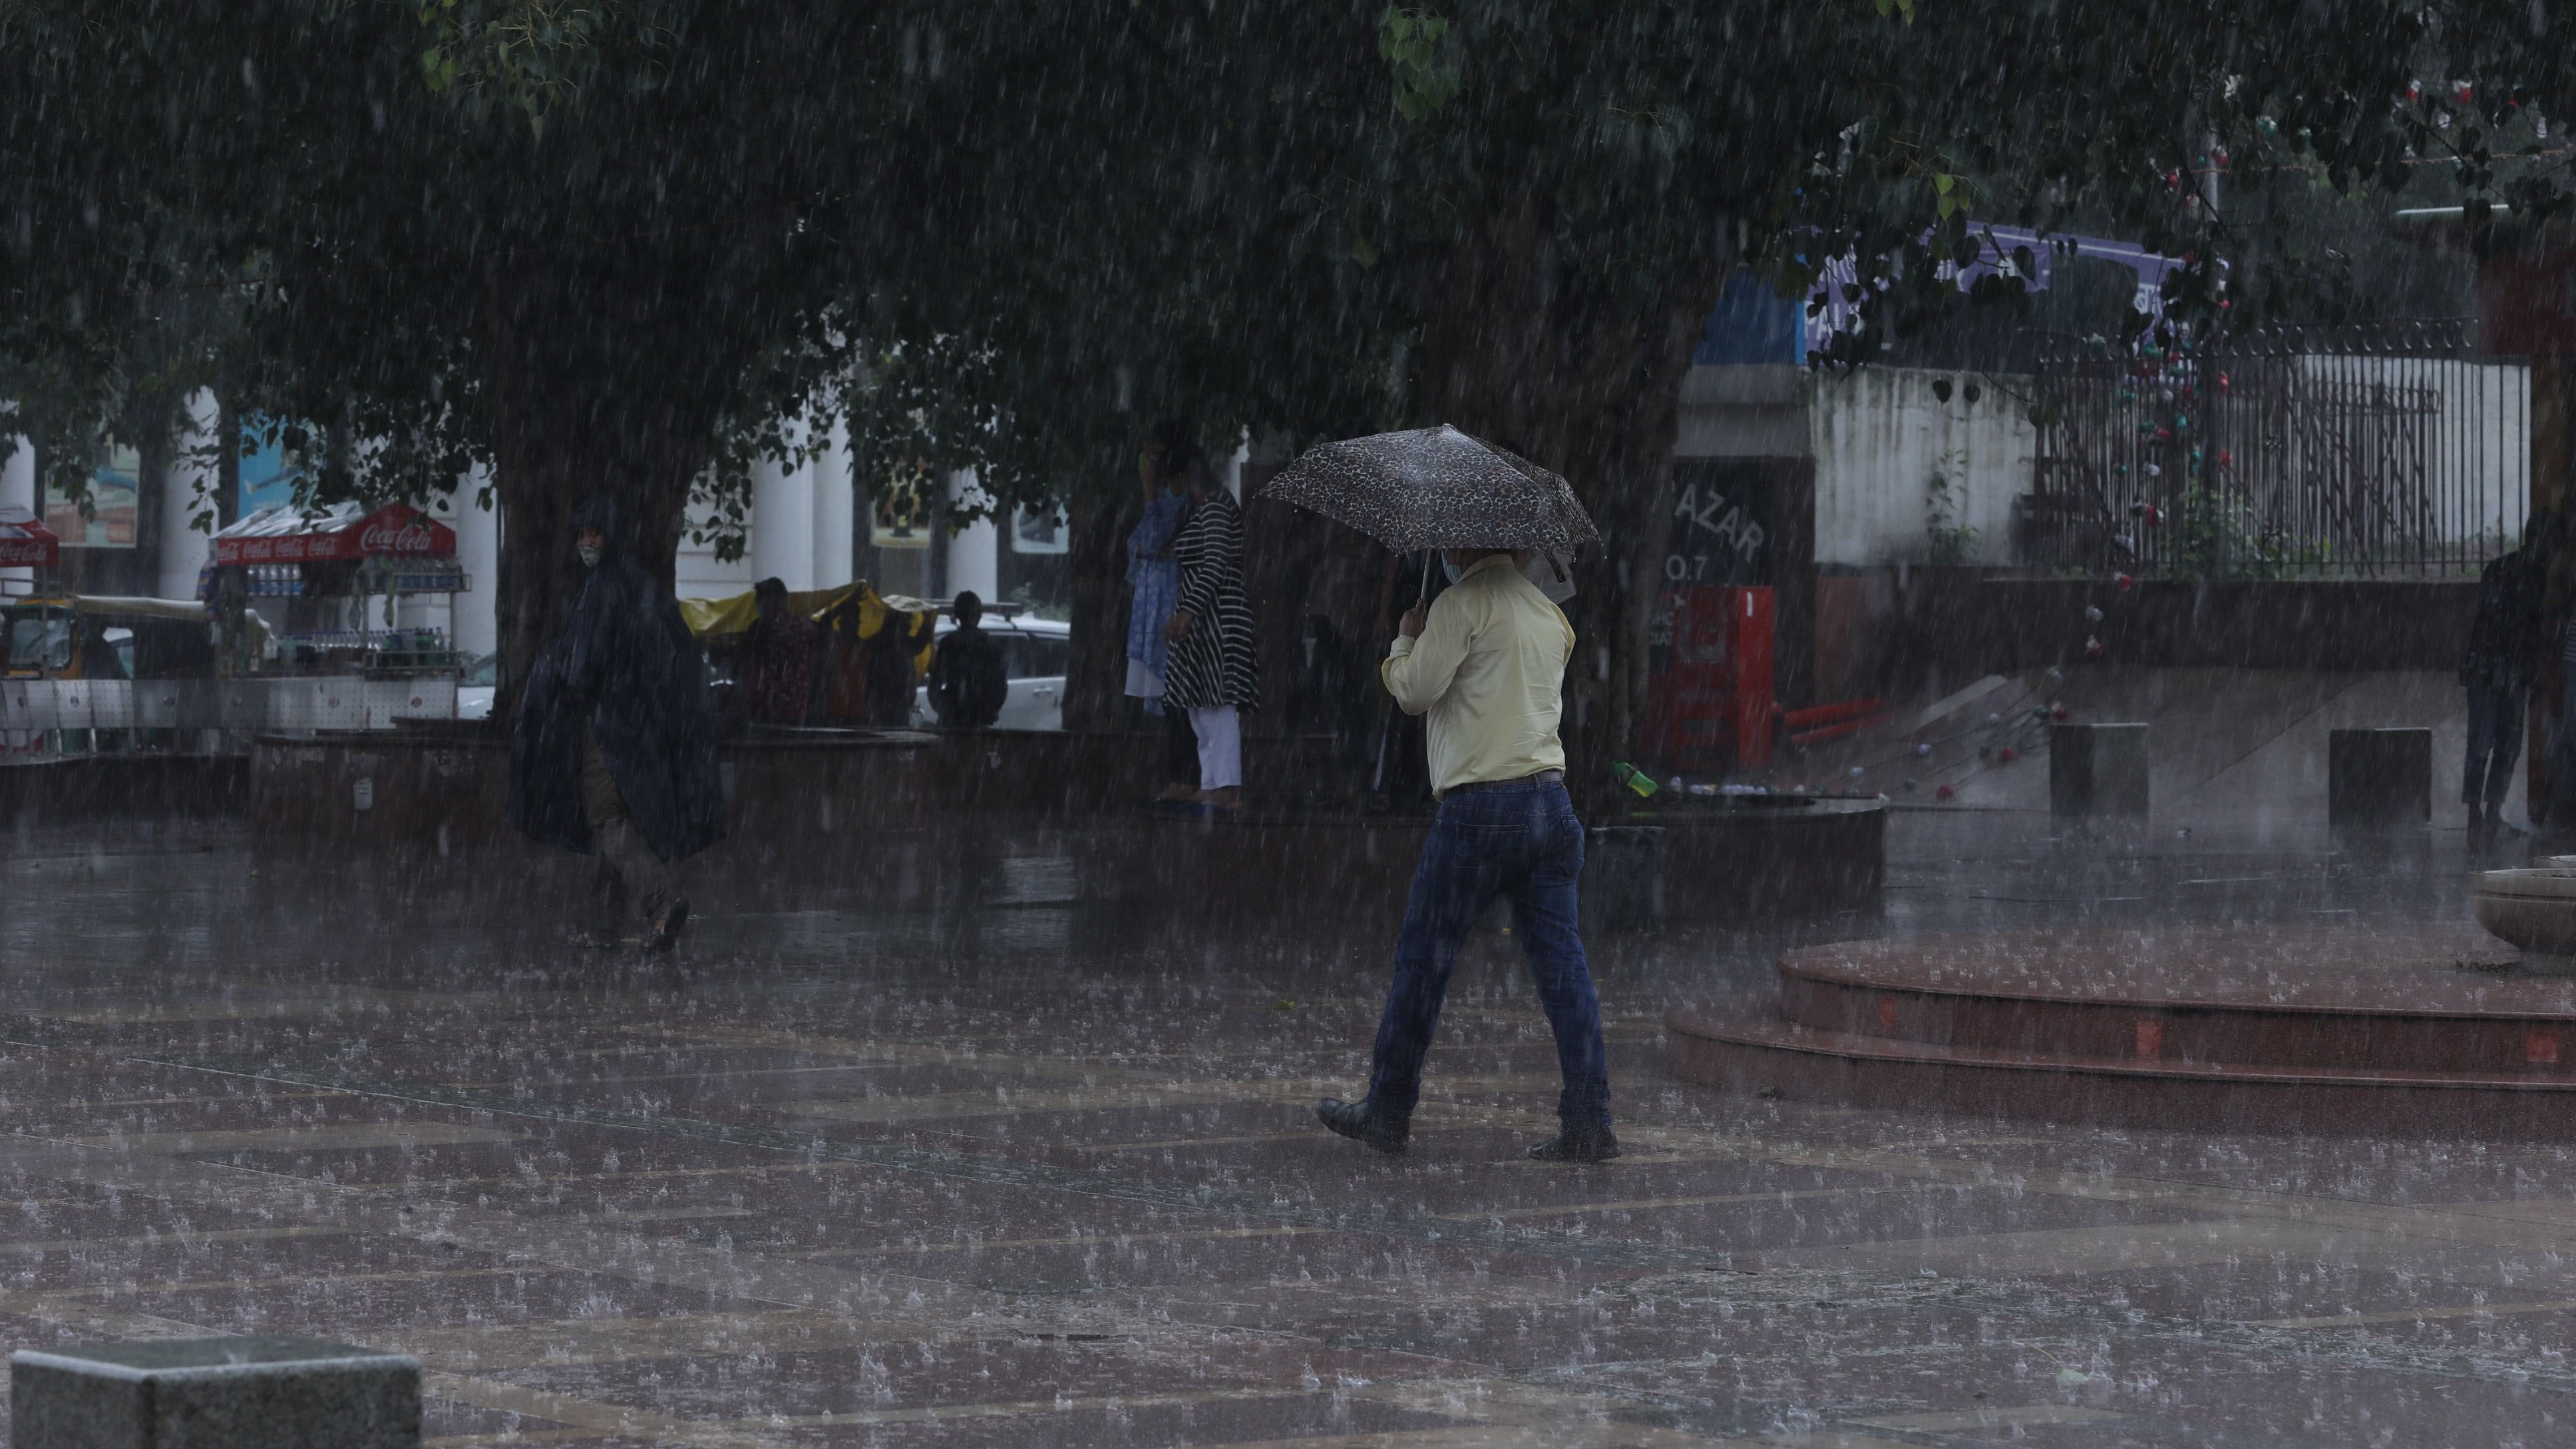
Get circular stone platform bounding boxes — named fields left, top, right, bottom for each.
left=1666, top=923, right=2576, bottom=1138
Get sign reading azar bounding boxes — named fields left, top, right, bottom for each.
left=1664, top=460, right=1772, bottom=587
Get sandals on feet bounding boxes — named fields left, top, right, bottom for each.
left=647, top=900, right=690, bottom=954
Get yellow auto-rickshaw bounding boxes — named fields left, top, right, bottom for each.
left=1, top=596, right=217, bottom=681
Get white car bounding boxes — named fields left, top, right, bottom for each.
left=912, top=611, right=1069, bottom=731
left=457, top=652, right=497, bottom=721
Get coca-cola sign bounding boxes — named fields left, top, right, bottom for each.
left=213, top=503, right=455, bottom=565
left=359, top=517, right=441, bottom=555
left=0, top=514, right=57, bottom=568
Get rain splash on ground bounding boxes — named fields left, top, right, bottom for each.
left=0, top=809, right=2563, bottom=1446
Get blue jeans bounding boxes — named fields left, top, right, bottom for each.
left=2466, top=685, right=2525, bottom=806
left=1367, top=779, right=1612, bottom=1130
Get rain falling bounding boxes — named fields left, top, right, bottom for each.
left=5, top=3, right=2576, bottom=1446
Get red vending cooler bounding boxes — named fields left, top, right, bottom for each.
left=1642, top=584, right=1775, bottom=774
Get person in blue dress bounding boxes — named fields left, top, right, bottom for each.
left=1127, top=425, right=1194, bottom=800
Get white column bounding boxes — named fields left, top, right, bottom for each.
left=943, top=467, right=998, bottom=604
left=751, top=428, right=816, bottom=591
left=452, top=464, right=500, bottom=658
left=811, top=415, right=854, bottom=586
left=0, top=425, right=33, bottom=590
left=158, top=389, right=218, bottom=601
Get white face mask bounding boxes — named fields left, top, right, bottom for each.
left=1441, top=558, right=1464, bottom=584
left=1523, top=551, right=1577, bottom=604
left=577, top=544, right=603, bottom=569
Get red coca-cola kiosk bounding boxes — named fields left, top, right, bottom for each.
left=209, top=503, right=466, bottom=672
left=1642, top=584, right=1776, bottom=775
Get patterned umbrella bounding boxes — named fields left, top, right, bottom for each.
left=1259, top=425, right=1600, bottom=554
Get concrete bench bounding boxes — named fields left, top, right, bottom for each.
left=2328, top=727, right=2432, bottom=832
left=2050, top=722, right=2149, bottom=818
left=11, top=1337, right=420, bottom=1449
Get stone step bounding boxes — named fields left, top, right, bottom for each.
left=1770, top=927, right=2576, bottom=1076
left=1666, top=1006, right=2576, bottom=1138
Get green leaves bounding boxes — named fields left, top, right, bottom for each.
left=1377, top=7, right=1459, bottom=122
left=1871, top=0, right=1917, bottom=21
left=410, top=0, right=657, bottom=134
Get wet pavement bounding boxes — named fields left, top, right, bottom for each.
left=0, top=809, right=2568, bottom=1446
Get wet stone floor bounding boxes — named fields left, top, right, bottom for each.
left=0, top=810, right=2568, bottom=1446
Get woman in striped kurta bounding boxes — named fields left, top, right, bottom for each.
left=1162, top=447, right=1258, bottom=807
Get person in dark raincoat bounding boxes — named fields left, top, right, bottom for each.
left=2462, top=511, right=2552, bottom=845
left=508, top=497, right=725, bottom=950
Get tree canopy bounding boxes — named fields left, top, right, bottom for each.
left=6, top=0, right=2572, bottom=761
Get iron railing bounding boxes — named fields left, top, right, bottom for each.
left=2024, top=319, right=2529, bottom=578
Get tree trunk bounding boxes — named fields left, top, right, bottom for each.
left=479, top=260, right=734, bottom=723
left=1063, top=474, right=1139, bottom=733
left=1413, top=190, right=1726, bottom=809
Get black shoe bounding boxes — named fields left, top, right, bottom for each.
left=1317, top=1098, right=1409, bottom=1155
left=1527, top=1127, right=1621, bottom=1163
left=646, top=899, right=689, bottom=954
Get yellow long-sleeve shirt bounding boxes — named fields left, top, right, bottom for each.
left=1381, top=553, right=1574, bottom=798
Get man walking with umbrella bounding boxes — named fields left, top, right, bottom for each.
left=1269, top=427, right=1615, bottom=1163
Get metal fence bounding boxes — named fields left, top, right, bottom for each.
left=2024, top=319, right=2529, bottom=578
left=0, top=676, right=458, bottom=752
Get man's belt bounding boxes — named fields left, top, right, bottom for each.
left=1444, top=769, right=1564, bottom=796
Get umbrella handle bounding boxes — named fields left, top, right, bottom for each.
left=1375, top=551, right=1435, bottom=797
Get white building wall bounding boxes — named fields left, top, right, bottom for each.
left=674, top=418, right=858, bottom=606
left=813, top=417, right=854, bottom=586
left=156, top=389, right=218, bottom=601
left=1809, top=368, right=2034, bottom=566
left=675, top=487, right=759, bottom=601
left=749, top=429, right=817, bottom=591
left=1224, top=437, right=1249, bottom=499
left=944, top=469, right=998, bottom=603
left=451, top=465, right=499, bottom=658
left=1, top=427, right=35, bottom=591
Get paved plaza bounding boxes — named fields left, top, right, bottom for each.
left=0, top=812, right=2568, bottom=1446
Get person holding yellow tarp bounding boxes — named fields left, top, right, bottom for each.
left=678, top=581, right=932, bottom=728
left=741, top=578, right=819, bottom=725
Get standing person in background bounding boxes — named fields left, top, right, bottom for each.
left=821, top=594, right=872, bottom=724
left=1296, top=543, right=1382, bottom=781
left=930, top=590, right=1010, bottom=729
left=1160, top=442, right=1258, bottom=811
left=741, top=577, right=817, bottom=727
left=867, top=604, right=930, bottom=727
left=2463, top=514, right=2552, bottom=845
left=1126, top=427, right=1195, bottom=800
left=509, top=497, right=725, bottom=952
left=1318, top=544, right=1615, bottom=1163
